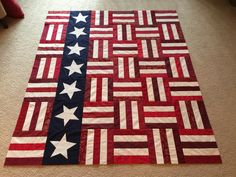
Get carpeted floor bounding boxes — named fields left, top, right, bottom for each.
left=0, top=0, right=236, bottom=176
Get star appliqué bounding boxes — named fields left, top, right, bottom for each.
left=55, top=106, right=79, bottom=126
left=65, top=61, right=83, bottom=76
left=67, top=43, right=85, bottom=56
left=72, top=13, right=88, bottom=23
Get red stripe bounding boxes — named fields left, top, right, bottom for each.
left=184, top=156, right=222, bottom=164
left=160, top=129, right=171, bottom=163
left=78, top=130, right=87, bottom=164
left=9, top=143, right=45, bottom=150
left=93, top=129, right=101, bottom=164
left=4, top=158, right=43, bottom=166
left=26, top=88, right=57, bottom=92
left=114, top=156, right=150, bottom=164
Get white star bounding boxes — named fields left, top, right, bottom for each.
left=67, top=43, right=85, bottom=56
left=60, top=81, right=81, bottom=99
left=70, top=27, right=87, bottom=38
left=55, top=106, right=79, bottom=125
left=65, top=61, right=83, bottom=76
left=72, top=13, right=88, bottom=23
left=50, top=134, right=76, bottom=159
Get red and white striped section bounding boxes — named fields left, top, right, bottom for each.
left=31, top=57, right=61, bottom=81
left=139, top=59, right=167, bottom=77
left=152, top=129, right=178, bottom=164
left=82, top=102, right=114, bottom=129
left=113, top=80, right=143, bottom=98
left=169, top=81, right=202, bottom=99
left=115, top=101, right=144, bottom=129
left=143, top=103, right=176, bottom=128
left=5, top=136, right=47, bottom=165
left=90, top=40, right=109, bottom=59
left=37, top=43, right=65, bottom=55
left=116, top=24, right=133, bottom=41
left=137, top=10, right=154, bottom=25
left=25, top=82, right=57, bottom=98
left=87, top=60, right=113, bottom=77
left=45, top=11, right=70, bottom=23
left=90, top=27, right=113, bottom=39
left=115, top=57, right=138, bottom=78
left=168, top=56, right=191, bottom=78
left=113, top=42, right=138, bottom=56
left=161, top=42, right=189, bottom=55
left=141, top=40, right=159, bottom=58
left=160, top=23, right=181, bottom=40
left=85, top=78, right=112, bottom=102
left=80, top=129, right=108, bottom=165
left=155, top=11, right=179, bottom=23
left=112, top=11, right=136, bottom=23
left=135, top=26, right=159, bottom=38
left=91, top=10, right=109, bottom=26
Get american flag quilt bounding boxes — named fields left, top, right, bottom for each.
left=5, top=10, right=222, bottom=165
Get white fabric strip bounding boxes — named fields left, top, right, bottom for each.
left=102, top=78, right=108, bottom=101
left=35, top=102, right=48, bottom=131
left=36, top=58, right=46, bottom=79
left=93, top=40, right=99, bottom=58
left=153, top=129, right=164, bottom=164
left=144, top=106, right=174, bottom=112
left=7, top=150, right=45, bottom=158
left=118, top=57, right=124, bottom=78
left=114, top=135, right=147, bottom=142
left=157, top=77, right=167, bottom=101
left=183, top=148, right=220, bottom=156
left=119, top=101, right=127, bottom=129
left=180, top=57, right=190, bottom=77
left=100, top=129, right=107, bottom=164
left=47, top=57, right=57, bottom=78
left=131, top=101, right=139, bottom=129
left=46, top=24, right=54, bottom=41
left=191, top=101, right=204, bottom=129
left=22, top=102, right=36, bottom=131
left=103, top=40, right=108, bottom=58
left=90, top=78, right=97, bottom=101
left=114, top=148, right=149, bottom=156
left=83, top=106, right=113, bottom=113
left=11, top=136, right=47, bottom=144
left=179, top=101, right=191, bottom=129
left=166, top=129, right=178, bottom=164
left=169, top=57, right=179, bottom=78
left=151, top=39, right=159, bottom=58
left=85, top=129, right=95, bottom=165
left=83, top=118, right=114, bottom=124
left=180, top=135, right=216, bottom=142
left=128, top=57, right=135, bottom=78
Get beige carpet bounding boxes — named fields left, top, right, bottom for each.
left=0, top=0, right=236, bottom=176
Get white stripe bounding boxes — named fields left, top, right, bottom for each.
left=113, top=43, right=137, bottom=47
left=113, top=19, right=135, bottom=23
left=140, top=69, right=167, bottom=74
left=22, top=102, right=36, bottom=131
left=162, top=24, right=170, bottom=40
left=83, top=118, right=114, bottom=124
left=83, top=106, right=113, bottom=113
left=169, top=82, right=199, bottom=87
left=45, top=19, right=69, bottom=23
left=183, top=148, right=220, bottom=156
left=118, top=57, right=124, bottom=78
left=87, top=61, right=113, bottom=66
left=117, top=25, right=122, bottom=41
left=157, top=78, right=166, bottom=101
left=180, top=135, right=216, bottom=142
left=166, top=129, right=178, bottom=164
left=163, top=50, right=189, bottom=54
left=138, top=10, right=144, bottom=25
left=171, top=91, right=202, bottom=96
left=47, top=13, right=70, bottom=17
left=114, top=148, right=149, bottom=156
left=136, top=27, right=158, bottom=31
left=113, top=50, right=138, bottom=55
left=47, top=57, right=57, bottom=78
left=35, top=102, right=48, bottom=131
left=156, top=19, right=179, bottom=22
left=113, top=82, right=141, bottom=87
left=90, top=34, right=113, bottom=38
left=93, top=40, right=99, bottom=58
left=151, top=39, right=159, bottom=58
left=36, top=50, right=63, bottom=55
left=179, top=101, right=191, bottom=129
left=104, top=11, right=108, bottom=25
left=114, top=135, right=147, bottom=142
left=162, top=43, right=187, bottom=47
left=46, top=25, right=54, bottom=41
left=146, top=10, right=153, bottom=25
left=11, top=136, right=47, bottom=144
left=155, top=13, right=178, bottom=16
left=169, top=57, right=179, bottom=78
left=102, top=78, right=108, bottom=101
left=113, top=14, right=134, bottom=17
left=27, top=82, right=57, bottom=88
left=128, top=57, right=135, bottom=78
left=100, top=129, right=107, bottom=164
left=145, top=117, right=177, bottom=123
left=131, top=101, right=139, bottom=129
left=191, top=101, right=204, bottom=129
left=103, top=40, right=108, bottom=58
left=142, top=40, right=148, bottom=58
left=87, top=70, right=113, bottom=74
left=119, top=101, right=127, bottom=129
left=95, top=11, right=100, bottom=25
left=153, top=129, right=164, bottom=164
left=180, top=57, right=190, bottom=77
left=36, top=58, right=46, bottom=79
left=146, top=78, right=155, bottom=101
left=56, top=24, right=63, bottom=40
left=90, top=28, right=113, bottom=31
left=38, top=43, right=64, bottom=48
left=7, top=150, right=44, bottom=158
left=144, top=106, right=174, bottom=112
left=85, top=129, right=94, bottom=165
left=171, top=24, right=179, bottom=40
left=113, top=91, right=142, bottom=97
left=90, top=78, right=97, bottom=101
left=25, top=92, right=56, bottom=98
left=126, top=24, right=132, bottom=40
left=136, top=34, right=160, bottom=37
left=139, top=61, right=165, bottom=66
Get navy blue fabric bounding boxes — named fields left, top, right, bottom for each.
left=43, top=11, right=91, bottom=165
